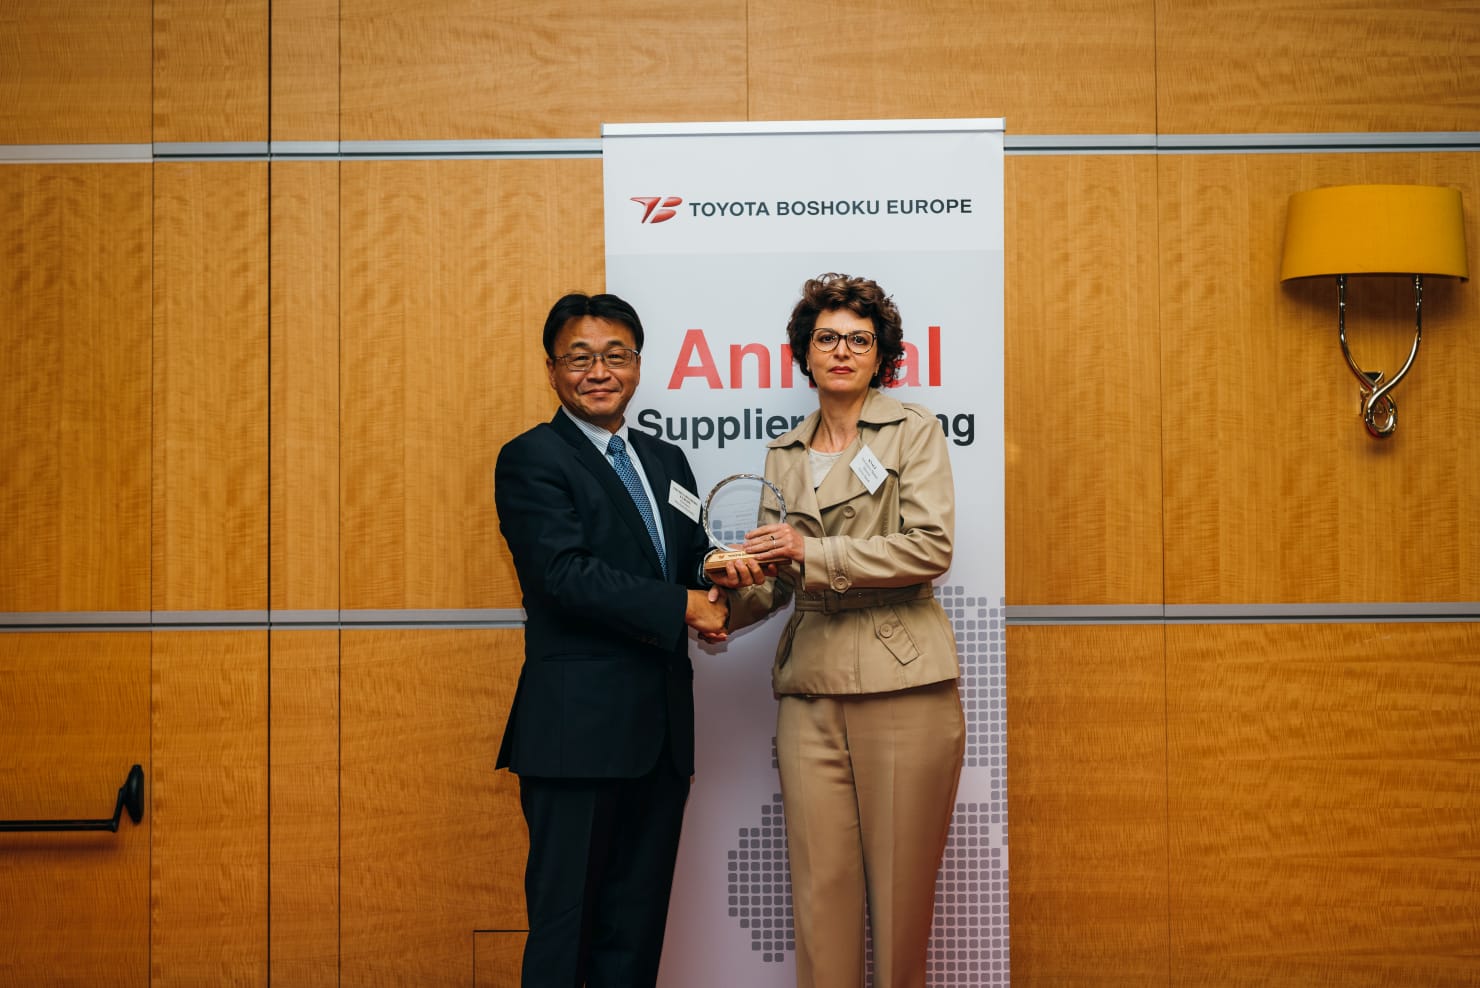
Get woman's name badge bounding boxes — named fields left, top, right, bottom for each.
left=849, top=444, right=887, bottom=494
left=669, top=481, right=701, bottom=522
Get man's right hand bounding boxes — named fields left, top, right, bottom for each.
left=685, top=588, right=729, bottom=640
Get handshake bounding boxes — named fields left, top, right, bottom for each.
left=685, top=587, right=730, bottom=644
left=684, top=521, right=799, bottom=644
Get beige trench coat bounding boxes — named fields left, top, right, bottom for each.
left=728, top=389, right=961, bottom=696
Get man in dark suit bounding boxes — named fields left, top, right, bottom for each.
left=494, top=292, right=727, bottom=987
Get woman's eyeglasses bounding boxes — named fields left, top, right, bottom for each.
left=810, top=330, right=877, bottom=355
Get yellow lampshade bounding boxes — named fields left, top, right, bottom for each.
left=1280, top=184, right=1468, bottom=281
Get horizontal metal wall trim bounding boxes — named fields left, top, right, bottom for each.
left=154, top=141, right=270, bottom=160
left=6, top=604, right=1480, bottom=632
left=335, top=138, right=603, bottom=160
left=1007, top=134, right=1155, bottom=154
left=1008, top=605, right=1165, bottom=624
left=339, top=608, right=527, bottom=628
left=1008, top=602, right=1480, bottom=626
left=5, top=133, right=1480, bottom=164
left=0, top=609, right=527, bottom=632
left=1158, top=131, right=1480, bottom=154
left=0, top=611, right=151, bottom=629
left=0, top=144, right=153, bottom=163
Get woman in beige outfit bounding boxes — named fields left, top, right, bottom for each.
left=710, top=273, right=966, bottom=988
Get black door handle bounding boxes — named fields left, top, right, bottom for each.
left=0, top=764, right=145, bottom=833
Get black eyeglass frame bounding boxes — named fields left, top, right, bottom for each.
left=553, top=347, right=642, bottom=372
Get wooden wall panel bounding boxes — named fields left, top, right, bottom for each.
left=474, top=931, right=527, bottom=987
left=150, top=630, right=269, bottom=987
left=339, top=0, right=747, bottom=140
left=1006, top=625, right=1170, bottom=985
left=0, top=633, right=149, bottom=988
left=341, top=629, right=527, bottom=986
left=271, top=162, right=341, bottom=612
left=0, top=0, right=151, bottom=144
left=1157, top=0, right=1480, bottom=135
left=1160, top=153, right=1480, bottom=606
left=1005, top=154, right=1163, bottom=606
left=1167, top=623, right=1480, bottom=987
left=153, top=0, right=269, bottom=143
left=269, top=630, right=340, bottom=988
left=153, top=162, right=269, bottom=613
left=0, top=165, right=151, bottom=613
left=341, top=159, right=601, bottom=610
left=4, top=4, right=1479, bottom=986
left=749, top=0, right=1157, bottom=135
left=270, top=0, right=340, bottom=141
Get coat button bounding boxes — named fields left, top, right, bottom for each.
left=880, top=624, right=894, bottom=638
left=832, top=577, right=848, bottom=591
left=843, top=505, right=856, bottom=518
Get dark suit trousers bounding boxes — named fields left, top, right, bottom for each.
left=518, top=756, right=690, bottom=988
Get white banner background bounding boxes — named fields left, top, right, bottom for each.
left=603, top=119, right=1007, bottom=986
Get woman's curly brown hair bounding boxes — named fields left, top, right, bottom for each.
left=785, top=273, right=906, bottom=388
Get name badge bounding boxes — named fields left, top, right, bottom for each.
left=669, top=481, right=702, bottom=522
left=850, top=444, right=888, bottom=494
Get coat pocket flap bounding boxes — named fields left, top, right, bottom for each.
left=873, top=606, right=921, bottom=666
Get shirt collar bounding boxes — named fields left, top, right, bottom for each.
left=561, top=406, right=631, bottom=455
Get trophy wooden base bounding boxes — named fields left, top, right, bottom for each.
left=703, top=548, right=752, bottom=577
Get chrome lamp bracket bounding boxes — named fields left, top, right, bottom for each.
left=1336, top=273, right=1423, bottom=439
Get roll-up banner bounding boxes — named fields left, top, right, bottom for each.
left=603, top=119, right=1007, bottom=987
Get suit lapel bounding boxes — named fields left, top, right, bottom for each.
left=548, top=412, right=667, bottom=579
left=766, top=390, right=910, bottom=531
left=813, top=438, right=867, bottom=511
left=815, top=389, right=909, bottom=510
left=767, top=441, right=823, bottom=538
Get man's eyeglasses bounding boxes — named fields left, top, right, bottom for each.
left=554, top=348, right=641, bottom=372
left=810, top=330, right=877, bottom=355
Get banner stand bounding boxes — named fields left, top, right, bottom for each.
left=603, top=118, right=1008, bottom=986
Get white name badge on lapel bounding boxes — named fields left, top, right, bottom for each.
left=669, top=480, right=702, bottom=522
left=849, top=444, right=888, bottom=494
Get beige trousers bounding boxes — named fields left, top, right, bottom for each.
left=776, top=680, right=966, bottom=988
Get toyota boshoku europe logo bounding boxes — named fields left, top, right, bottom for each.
left=631, top=196, right=683, bottom=224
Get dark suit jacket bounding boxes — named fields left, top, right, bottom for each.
left=493, top=410, right=710, bottom=779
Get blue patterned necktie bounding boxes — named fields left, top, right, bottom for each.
left=606, top=434, right=668, bottom=580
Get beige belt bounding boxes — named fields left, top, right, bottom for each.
left=792, top=582, right=934, bottom=614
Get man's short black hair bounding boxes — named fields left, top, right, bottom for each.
left=542, top=293, right=645, bottom=357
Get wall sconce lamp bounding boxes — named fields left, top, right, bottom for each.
left=1280, top=184, right=1468, bottom=438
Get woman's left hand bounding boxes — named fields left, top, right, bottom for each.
left=743, top=522, right=804, bottom=566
